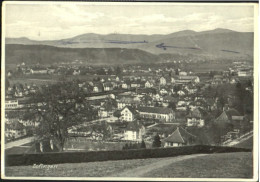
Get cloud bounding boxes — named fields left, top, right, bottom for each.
left=4, top=4, right=255, bottom=40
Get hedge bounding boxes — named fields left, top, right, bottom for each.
left=5, top=145, right=251, bottom=166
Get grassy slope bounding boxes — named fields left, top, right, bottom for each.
left=143, top=152, right=253, bottom=178
left=5, top=152, right=253, bottom=178
left=233, top=136, right=253, bottom=149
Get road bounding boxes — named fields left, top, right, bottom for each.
left=68, top=116, right=118, bottom=132
left=224, top=131, right=253, bottom=147
left=113, top=154, right=208, bottom=177
left=5, top=136, right=35, bottom=149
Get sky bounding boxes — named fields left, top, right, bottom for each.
left=4, top=3, right=255, bottom=40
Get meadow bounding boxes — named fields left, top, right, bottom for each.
left=5, top=152, right=253, bottom=178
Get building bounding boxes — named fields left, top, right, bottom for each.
left=186, top=108, right=207, bottom=127
left=120, top=106, right=138, bottom=122
left=163, top=127, right=196, bottom=147
left=122, top=81, right=131, bottom=89
left=117, top=97, right=140, bottom=109
left=159, top=76, right=167, bottom=85
left=173, top=76, right=200, bottom=84
left=5, top=99, right=20, bottom=109
left=179, top=71, right=188, bottom=76
left=124, top=121, right=146, bottom=141
left=145, top=81, right=154, bottom=88
left=30, top=68, right=48, bottom=74
left=137, top=106, right=175, bottom=122
left=5, top=121, right=27, bottom=139
left=238, top=70, right=252, bottom=77
left=103, top=82, right=113, bottom=91
left=214, top=108, right=241, bottom=126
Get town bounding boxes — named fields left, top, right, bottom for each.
left=4, top=59, right=253, bottom=153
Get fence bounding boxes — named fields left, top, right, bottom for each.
left=5, top=145, right=251, bottom=166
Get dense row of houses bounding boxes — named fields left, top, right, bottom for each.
left=5, top=61, right=253, bottom=148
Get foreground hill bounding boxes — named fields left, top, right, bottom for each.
left=5, top=152, right=252, bottom=178
left=5, top=44, right=160, bottom=65
left=6, top=28, right=253, bottom=60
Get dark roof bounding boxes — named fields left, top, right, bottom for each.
left=125, top=121, right=144, bottom=131
left=163, top=96, right=177, bottom=102
left=121, top=106, right=138, bottom=115
left=137, top=106, right=173, bottom=114
left=147, top=123, right=178, bottom=135
left=187, top=108, right=207, bottom=118
left=103, top=82, right=113, bottom=87
left=214, top=108, right=241, bottom=124
left=164, top=127, right=196, bottom=143
left=118, top=97, right=140, bottom=104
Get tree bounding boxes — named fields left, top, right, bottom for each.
left=25, top=81, right=95, bottom=151
left=154, top=101, right=160, bottom=107
left=6, top=78, right=10, bottom=90
left=152, top=134, right=161, bottom=148
left=96, top=68, right=106, bottom=75
left=175, top=68, right=179, bottom=76
left=91, top=121, right=113, bottom=141
left=115, top=66, right=122, bottom=75
left=103, top=98, right=117, bottom=112
left=168, top=102, right=176, bottom=111
left=113, top=110, right=121, bottom=120
left=140, top=140, right=146, bottom=149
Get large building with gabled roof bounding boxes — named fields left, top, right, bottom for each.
left=137, top=106, right=175, bottom=122
left=163, top=127, right=196, bottom=147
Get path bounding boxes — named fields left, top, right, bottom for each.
left=113, top=153, right=208, bottom=177
left=224, top=131, right=253, bottom=147
left=5, top=136, right=35, bottom=149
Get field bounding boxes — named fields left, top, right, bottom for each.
left=233, top=136, right=253, bottom=149
left=5, top=152, right=253, bottom=178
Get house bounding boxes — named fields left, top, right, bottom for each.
left=141, top=95, right=153, bottom=106
left=179, top=71, right=188, bottom=76
left=173, top=76, right=200, bottom=84
left=145, top=80, right=154, bottom=88
left=5, top=99, right=19, bottom=109
left=186, top=108, right=207, bottom=127
left=7, top=70, right=12, bottom=77
left=159, top=88, right=169, bottom=95
left=137, top=106, right=175, bottom=122
left=230, top=77, right=239, bottom=84
left=124, top=121, right=146, bottom=141
left=177, top=90, right=186, bottom=96
left=238, top=70, right=252, bottom=77
left=117, top=97, right=140, bottom=109
left=5, top=120, right=27, bottom=139
left=103, top=82, right=113, bottom=91
left=159, top=76, right=167, bottom=85
left=131, top=81, right=142, bottom=88
left=214, top=108, right=241, bottom=127
left=122, top=81, right=131, bottom=89
left=163, top=127, right=196, bottom=147
left=120, top=106, right=138, bottom=122
left=163, top=95, right=177, bottom=103
left=30, top=68, right=48, bottom=74
left=93, top=84, right=103, bottom=93
left=72, top=69, right=81, bottom=75
left=212, top=75, right=224, bottom=85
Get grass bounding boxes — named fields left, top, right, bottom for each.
left=5, top=152, right=253, bottom=178
left=233, top=136, right=253, bottom=149
left=143, top=152, right=253, bottom=178
left=5, top=157, right=161, bottom=177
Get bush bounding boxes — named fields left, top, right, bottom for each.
left=141, top=140, right=146, bottom=149
left=6, top=145, right=251, bottom=166
left=152, top=134, right=161, bottom=148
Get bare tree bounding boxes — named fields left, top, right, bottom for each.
left=25, top=81, right=96, bottom=151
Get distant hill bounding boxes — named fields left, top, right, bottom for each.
left=5, top=28, right=254, bottom=63
left=5, top=44, right=160, bottom=65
